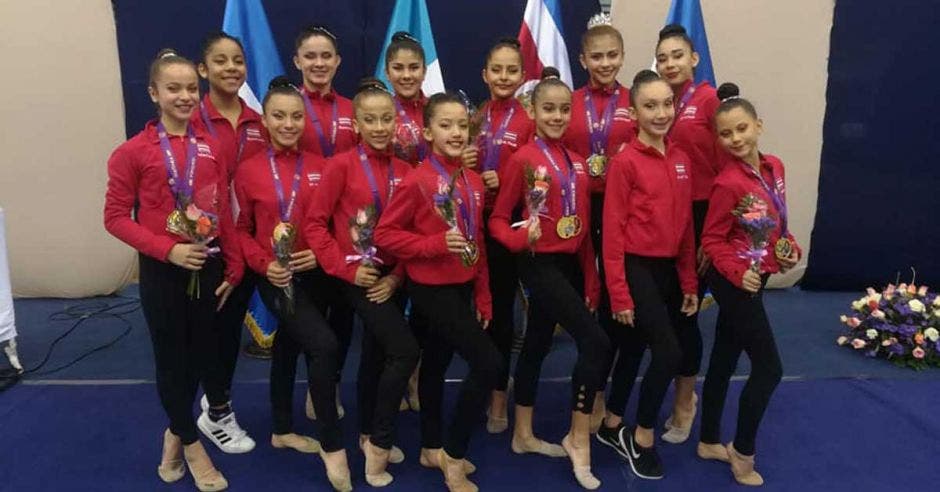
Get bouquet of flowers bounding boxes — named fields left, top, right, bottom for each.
left=393, top=120, right=423, bottom=165
left=731, top=193, right=777, bottom=273
left=272, top=221, right=296, bottom=314
left=167, top=198, right=219, bottom=299
left=432, top=171, right=477, bottom=267
left=347, top=205, right=382, bottom=267
left=511, top=164, right=551, bottom=229
left=836, top=277, right=940, bottom=370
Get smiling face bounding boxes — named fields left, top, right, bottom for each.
left=262, top=93, right=305, bottom=150
left=483, top=46, right=524, bottom=99
left=385, top=48, right=426, bottom=100
left=580, top=33, right=624, bottom=88
left=354, top=93, right=396, bottom=150
left=294, top=34, right=341, bottom=91
left=423, top=101, right=469, bottom=158
left=149, top=63, right=199, bottom=126
left=199, top=38, right=246, bottom=97
left=715, top=106, right=763, bottom=162
left=531, top=84, right=572, bottom=140
left=629, top=79, right=675, bottom=141
left=655, top=36, right=699, bottom=88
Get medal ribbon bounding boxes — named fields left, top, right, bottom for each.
left=585, top=85, right=621, bottom=155
left=741, top=159, right=788, bottom=237
left=535, top=137, right=576, bottom=217
left=301, top=91, right=338, bottom=157
left=267, top=147, right=304, bottom=223
left=357, top=145, right=396, bottom=215
left=157, top=122, right=198, bottom=207
left=428, top=156, right=476, bottom=241
left=480, top=102, right=515, bottom=171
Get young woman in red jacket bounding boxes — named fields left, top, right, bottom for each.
left=232, top=77, right=354, bottom=491
left=374, top=93, right=501, bottom=492
left=104, top=49, right=239, bottom=492
left=190, top=31, right=266, bottom=455
left=293, top=24, right=356, bottom=420
left=597, top=70, right=698, bottom=481
left=477, top=37, right=535, bottom=433
left=305, top=78, right=420, bottom=487
left=384, top=31, right=428, bottom=166
left=562, top=20, right=635, bottom=426
left=490, top=69, right=610, bottom=490
left=697, top=83, right=800, bottom=486
left=653, top=24, right=723, bottom=442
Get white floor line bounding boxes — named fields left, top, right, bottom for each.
left=23, top=375, right=810, bottom=385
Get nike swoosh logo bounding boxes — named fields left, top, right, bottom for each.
left=629, top=439, right=641, bottom=460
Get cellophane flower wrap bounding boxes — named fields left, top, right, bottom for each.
left=272, top=221, right=297, bottom=314
left=431, top=170, right=476, bottom=267
left=511, top=164, right=551, bottom=229
left=347, top=205, right=382, bottom=267
left=731, top=193, right=777, bottom=274
left=166, top=185, right=219, bottom=299
left=837, top=282, right=940, bottom=370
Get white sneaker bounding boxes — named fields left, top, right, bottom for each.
left=197, top=410, right=256, bottom=454
left=200, top=394, right=209, bottom=413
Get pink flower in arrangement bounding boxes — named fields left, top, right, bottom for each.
left=885, top=284, right=896, bottom=297
left=866, top=287, right=878, bottom=297
left=867, top=299, right=879, bottom=311
left=881, top=337, right=896, bottom=347
left=846, top=317, right=862, bottom=328
left=871, top=309, right=886, bottom=320
left=185, top=203, right=201, bottom=221
left=899, top=283, right=908, bottom=293
left=912, top=347, right=926, bottom=359
left=742, top=212, right=763, bottom=221
left=851, top=339, right=866, bottom=349
left=918, top=285, right=928, bottom=296
left=914, top=333, right=925, bottom=345
left=907, top=284, right=918, bottom=295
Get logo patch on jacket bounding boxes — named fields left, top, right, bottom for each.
left=196, top=142, right=215, bottom=159
left=307, top=172, right=321, bottom=185
left=245, top=127, right=265, bottom=142
left=675, top=162, right=689, bottom=179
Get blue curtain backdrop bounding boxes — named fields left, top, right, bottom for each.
left=112, top=0, right=600, bottom=137
left=803, top=0, right=940, bottom=290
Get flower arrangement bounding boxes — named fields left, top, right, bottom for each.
left=511, top=164, right=551, bottom=229
left=347, top=205, right=382, bottom=267
left=731, top=193, right=776, bottom=273
left=431, top=171, right=477, bottom=267
left=836, top=278, right=940, bottom=370
left=166, top=201, right=219, bottom=299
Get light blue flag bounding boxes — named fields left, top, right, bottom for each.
left=222, top=0, right=284, bottom=347
left=375, top=0, right=445, bottom=94
left=664, top=0, right=715, bottom=86
left=223, top=0, right=286, bottom=112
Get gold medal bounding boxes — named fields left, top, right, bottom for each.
left=461, top=241, right=480, bottom=267
left=556, top=215, right=583, bottom=239
left=774, top=238, right=793, bottom=261
left=586, top=154, right=608, bottom=177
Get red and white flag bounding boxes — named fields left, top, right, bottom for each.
left=517, top=0, right=573, bottom=91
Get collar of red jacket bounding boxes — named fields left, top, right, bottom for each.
left=145, top=119, right=210, bottom=143
left=395, top=93, right=426, bottom=111
left=630, top=135, right=673, bottom=158
left=303, top=86, right=337, bottom=102
left=269, top=144, right=302, bottom=158
left=200, top=93, right=261, bottom=125
left=428, top=152, right=463, bottom=170
left=487, top=96, right=520, bottom=112
left=586, top=80, right=622, bottom=97
left=360, top=143, right=394, bottom=161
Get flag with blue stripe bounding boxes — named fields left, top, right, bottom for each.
left=222, top=0, right=286, bottom=112
left=375, top=0, right=445, bottom=94
left=664, top=0, right=715, bottom=85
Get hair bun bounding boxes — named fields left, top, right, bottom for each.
left=632, top=69, right=659, bottom=86
left=156, top=48, right=179, bottom=60
left=717, top=82, right=740, bottom=101
left=658, top=24, right=687, bottom=39
left=268, top=75, right=294, bottom=91
left=497, top=36, right=521, bottom=49
left=392, top=31, right=418, bottom=43
left=541, top=66, right=561, bottom=80
left=356, top=76, right=389, bottom=95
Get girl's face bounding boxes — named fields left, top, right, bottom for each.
left=423, top=101, right=469, bottom=159
left=294, top=35, right=341, bottom=90
left=629, top=80, right=675, bottom=140
left=262, top=94, right=305, bottom=150
left=199, top=38, right=246, bottom=96
left=531, top=85, right=572, bottom=140
left=715, top=107, right=763, bottom=161
left=655, top=37, right=698, bottom=88
left=580, top=34, right=623, bottom=88
left=385, top=49, right=426, bottom=100
left=149, top=63, right=199, bottom=125
left=482, top=47, right=524, bottom=99
left=353, top=94, right=396, bottom=150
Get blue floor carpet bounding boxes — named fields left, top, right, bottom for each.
left=0, top=379, right=936, bottom=491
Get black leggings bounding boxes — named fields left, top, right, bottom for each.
left=485, top=233, right=519, bottom=392
left=326, top=279, right=355, bottom=385
left=203, top=274, right=255, bottom=407
left=258, top=270, right=344, bottom=452
left=409, top=282, right=503, bottom=459
left=514, top=253, right=611, bottom=414
left=700, top=268, right=782, bottom=456
left=138, top=254, right=223, bottom=445
left=341, top=282, right=419, bottom=450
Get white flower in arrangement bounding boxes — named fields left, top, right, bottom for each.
left=852, top=299, right=866, bottom=311
left=934, top=309, right=940, bottom=319
left=908, top=299, right=926, bottom=313
left=933, top=296, right=940, bottom=307
left=839, top=315, right=848, bottom=323
left=925, top=327, right=940, bottom=342
left=836, top=336, right=848, bottom=346
left=868, top=293, right=882, bottom=303
left=865, top=329, right=878, bottom=340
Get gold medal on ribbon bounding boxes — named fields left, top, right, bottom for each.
left=556, top=215, right=583, bottom=239
left=586, top=153, right=608, bottom=177
left=461, top=241, right=480, bottom=267
left=774, top=237, right=793, bottom=261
